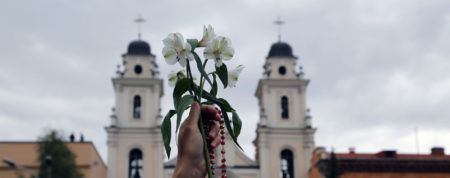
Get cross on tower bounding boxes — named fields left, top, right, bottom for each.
left=134, top=14, right=145, bottom=39
left=274, top=17, right=285, bottom=42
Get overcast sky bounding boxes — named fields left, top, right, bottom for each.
left=1, top=0, right=450, bottom=162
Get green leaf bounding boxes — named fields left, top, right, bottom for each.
left=161, top=110, right=176, bottom=158
left=218, top=98, right=234, bottom=112
left=173, top=78, right=191, bottom=110
left=220, top=109, right=243, bottom=150
left=216, top=64, right=228, bottom=88
left=232, top=111, right=242, bottom=138
left=210, top=74, right=218, bottom=97
left=192, top=52, right=213, bottom=87
left=187, top=39, right=199, bottom=49
left=176, top=95, right=195, bottom=133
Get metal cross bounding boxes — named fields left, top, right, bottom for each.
left=134, top=14, right=145, bottom=39
left=274, top=17, right=285, bottom=42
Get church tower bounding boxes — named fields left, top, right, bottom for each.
left=105, top=36, right=164, bottom=178
left=254, top=39, right=316, bottom=178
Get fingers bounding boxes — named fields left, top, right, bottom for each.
left=184, top=102, right=200, bottom=127
left=209, top=126, right=222, bottom=148
left=201, top=105, right=220, bottom=122
left=208, top=122, right=219, bottom=139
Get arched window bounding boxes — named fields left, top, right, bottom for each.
left=133, top=95, right=141, bottom=119
left=281, top=96, right=289, bottom=119
left=281, top=149, right=294, bottom=178
left=129, top=149, right=143, bottom=178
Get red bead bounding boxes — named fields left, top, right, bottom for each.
left=212, top=172, right=215, bottom=176
left=220, top=115, right=224, bottom=118
left=222, top=176, right=227, bottom=178
left=221, top=164, right=226, bottom=168
left=221, top=141, right=225, bottom=145
left=221, top=149, right=226, bottom=154
left=219, top=120, right=224, bottom=124
left=210, top=155, right=215, bottom=159
left=220, top=125, right=224, bottom=129
left=221, top=158, right=226, bottom=163
left=220, top=130, right=225, bottom=135
left=222, top=169, right=227, bottom=174
left=210, top=160, right=215, bottom=164
left=221, top=136, right=225, bottom=140
left=209, top=150, right=214, bottom=154
left=218, top=110, right=222, bottom=114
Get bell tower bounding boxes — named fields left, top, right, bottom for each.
left=105, top=18, right=164, bottom=177
left=254, top=39, right=316, bottom=178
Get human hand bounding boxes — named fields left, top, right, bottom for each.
left=173, top=102, right=222, bottom=178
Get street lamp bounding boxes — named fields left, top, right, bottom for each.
left=2, top=158, right=38, bottom=178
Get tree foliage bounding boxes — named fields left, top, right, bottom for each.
left=37, top=129, right=83, bottom=178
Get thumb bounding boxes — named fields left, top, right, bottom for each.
left=185, top=101, right=200, bottom=127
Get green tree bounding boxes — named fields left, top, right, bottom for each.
left=37, top=129, right=83, bottom=178
left=325, top=151, right=343, bottom=178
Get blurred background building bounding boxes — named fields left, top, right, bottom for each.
left=0, top=141, right=106, bottom=178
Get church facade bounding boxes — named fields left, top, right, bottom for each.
left=105, top=37, right=316, bottom=178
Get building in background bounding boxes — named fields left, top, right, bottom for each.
left=310, top=147, right=450, bottom=178
left=105, top=27, right=316, bottom=177
left=0, top=141, right=106, bottom=178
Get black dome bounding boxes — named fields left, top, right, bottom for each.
left=127, top=40, right=151, bottom=55
left=267, top=42, right=296, bottom=59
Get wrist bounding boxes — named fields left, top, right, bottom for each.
left=173, top=157, right=205, bottom=178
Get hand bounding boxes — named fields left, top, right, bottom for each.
left=173, top=102, right=222, bottom=178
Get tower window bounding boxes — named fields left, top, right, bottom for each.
left=133, top=95, right=141, bottom=119
left=281, top=96, right=289, bottom=119
left=281, top=149, right=294, bottom=178
left=134, top=65, right=143, bottom=74
left=129, top=149, right=143, bottom=178
left=278, top=66, right=286, bottom=75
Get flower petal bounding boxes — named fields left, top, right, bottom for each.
left=215, top=59, right=223, bottom=67
left=162, top=47, right=177, bottom=65
left=221, top=47, right=234, bottom=60
left=178, top=57, right=187, bottom=67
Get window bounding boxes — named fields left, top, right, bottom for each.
left=129, top=149, right=143, bottom=178
left=278, top=66, right=286, bottom=75
left=133, top=95, right=141, bottom=119
left=134, top=65, right=143, bottom=74
left=281, top=149, right=294, bottom=178
left=281, top=96, right=289, bottom=119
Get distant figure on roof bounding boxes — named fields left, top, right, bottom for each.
left=80, top=133, right=84, bottom=142
left=69, top=133, right=75, bottom=142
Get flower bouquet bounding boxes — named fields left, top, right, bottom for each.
left=161, top=25, right=244, bottom=178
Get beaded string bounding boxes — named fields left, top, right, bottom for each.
left=217, top=107, right=227, bottom=178
left=207, top=107, right=227, bottom=178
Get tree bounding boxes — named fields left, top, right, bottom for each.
left=37, top=129, right=83, bottom=178
left=325, top=151, right=343, bottom=178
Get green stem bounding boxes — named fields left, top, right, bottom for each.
left=188, top=58, right=212, bottom=177
left=197, top=59, right=212, bottom=178
left=186, top=61, right=194, bottom=96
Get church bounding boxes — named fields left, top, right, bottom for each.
left=104, top=26, right=316, bottom=178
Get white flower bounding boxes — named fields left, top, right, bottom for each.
left=227, top=65, right=244, bottom=88
left=162, top=33, right=194, bottom=67
left=203, top=36, right=234, bottom=67
left=167, top=70, right=187, bottom=87
left=198, top=25, right=216, bottom=47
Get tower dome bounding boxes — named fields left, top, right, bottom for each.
left=267, top=41, right=296, bottom=59
left=127, top=40, right=151, bottom=55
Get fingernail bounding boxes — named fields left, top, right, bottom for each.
left=211, top=142, right=217, bottom=147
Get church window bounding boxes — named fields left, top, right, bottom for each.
left=278, top=66, right=286, bottom=75
left=134, top=65, right=143, bottom=74
left=133, top=95, right=141, bottom=119
left=129, top=149, right=143, bottom=178
left=280, top=149, right=294, bottom=178
left=281, top=96, right=289, bottom=119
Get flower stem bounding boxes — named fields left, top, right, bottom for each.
left=197, top=60, right=212, bottom=178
